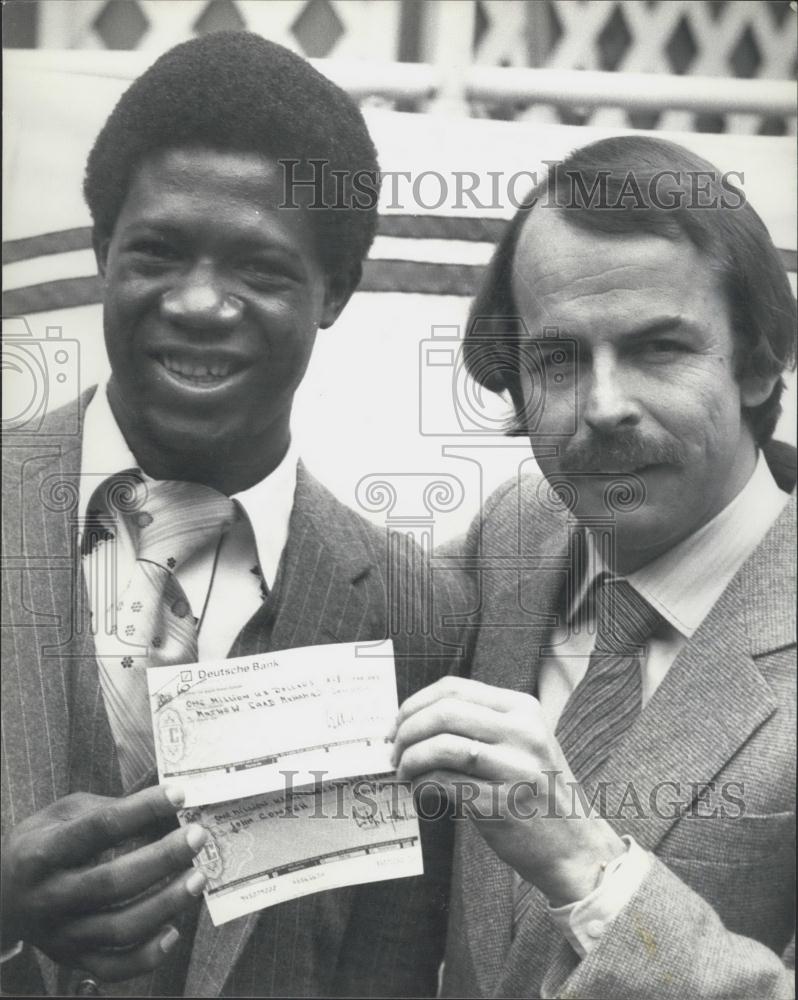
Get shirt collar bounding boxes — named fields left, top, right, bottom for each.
left=79, top=382, right=298, bottom=588
left=232, top=441, right=297, bottom=589
left=570, top=452, right=789, bottom=639
left=78, top=383, right=139, bottom=524
left=629, top=451, right=789, bottom=638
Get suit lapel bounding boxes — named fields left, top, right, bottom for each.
left=187, top=464, right=378, bottom=998
left=5, top=393, right=120, bottom=997
left=268, top=462, right=376, bottom=650
left=39, top=411, right=121, bottom=801
left=588, top=502, right=792, bottom=852
left=2, top=390, right=118, bottom=824
left=463, top=507, right=571, bottom=997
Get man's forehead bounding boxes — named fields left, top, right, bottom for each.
left=107, top=146, right=319, bottom=266
left=512, top=206, right=677, bottom=275
left=129, top=146, right=283, bottom=193
left=510, top=207, right=701, bottom=320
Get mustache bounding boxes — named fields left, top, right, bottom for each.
left=558, top=431, right=687, bottom=473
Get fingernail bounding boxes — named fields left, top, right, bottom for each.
left=160, top=926, right=180, bottom=953
left=164, top=785, right=185, bottom=808
left=186, top=869, right=207, bottom=897
left=185, top=823, right=207, bottom=852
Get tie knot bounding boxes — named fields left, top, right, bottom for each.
left=126, top=478, right=236, bottom=572
left=594, top=575, right=661, bottom=653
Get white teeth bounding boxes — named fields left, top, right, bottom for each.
left=161, top=355, right=234, bottom=380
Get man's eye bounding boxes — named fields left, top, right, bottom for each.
left=239, top=260, right=297, bottom=286
left=129, top=240, right=179, bottom=260
left=648, top=339, right=687, bottom=354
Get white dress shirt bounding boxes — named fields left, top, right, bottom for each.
left=541, top=452, right=790, bottom=957
left=79, top=384, right=298, bottom=758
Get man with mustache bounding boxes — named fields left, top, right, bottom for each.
left=392, top=135, right=796, bottom=997
left=1, top=32, right=462, bottom=998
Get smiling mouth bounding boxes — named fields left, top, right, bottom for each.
left=156, top=353, right=245, bottom=387
left=591, top=463, right=665, bottom=476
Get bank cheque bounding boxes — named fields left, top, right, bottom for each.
left=147, top=642, right=423, bottom=925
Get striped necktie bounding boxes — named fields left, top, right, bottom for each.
left=96, top=477, right=236, bottom=790
left=513, top=574, right=661, bottom=931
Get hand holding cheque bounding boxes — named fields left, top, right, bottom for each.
left=390, top=676, right=625, bottom=907
left=0, top=642, right=425, bottom=972
left=3, top=653, right=622, bottom=962
left=0, top=786, right=207, bottom=981
left=146, top=643, right=423, bottom=925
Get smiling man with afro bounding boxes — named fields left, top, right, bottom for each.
left=84, top=30, right=381, bottom=294
left=1, top=30, right=465, bottom=1000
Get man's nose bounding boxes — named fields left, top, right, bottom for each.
left=160, top=262, right=243, bottom=328
left=582, top=349, right=641, bottom=432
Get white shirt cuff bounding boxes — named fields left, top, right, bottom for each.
left=548, top=835, right=652, bottom=958
left=0, top=940, right=24, bottom=963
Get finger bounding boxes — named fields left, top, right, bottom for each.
left=410, top=770, right=505, bottom=823
left=63, top=868, right=206, bottom=951
left=391, top=698, right=503, bottom=768
left=410, top=769, right=462, bottom=819
left=390, top=677, right=519, bottom=737
left=396, top=733, right=495, bottom=782
left=410, top=767, right=477, bottom=804
left=47, top=786, right=186, bottom=869
left=53, top=823, right=207, bottom=913
left=78, top=924, right=182, bottom=983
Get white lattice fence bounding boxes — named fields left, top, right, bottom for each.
left=32, top=0, right=797, bottom=133
left=470, top=0, right=796, bottom=133
left=37, top=0, right=401, bottom=60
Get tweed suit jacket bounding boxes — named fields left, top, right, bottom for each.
left=1, top=389, right=470, bottom=997
left=440, top=472, right=796, bottom=999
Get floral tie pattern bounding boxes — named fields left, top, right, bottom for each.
left=99, top=477, right=236, bottom=790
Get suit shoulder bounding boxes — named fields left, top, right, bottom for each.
left=308, top=478, right=387, bottom=548
left=467, top=472, right=561, bottom=549
left=745, top=496, right=796, bottom=588
left=294, top=469, right=415, bottom=574
left=483, top=472, right=547, bottom=518
left=2, top=393, right=94, bottom=515
left=728, top=496, right=796, bottom=662
left=2, top=390, right=93, bottom=478
left=8, top=387, right=95, bottom=439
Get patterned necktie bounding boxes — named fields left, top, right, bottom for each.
left=513, top=574, right=662, bottom=931
left=104, top=478, right=236, bottom=790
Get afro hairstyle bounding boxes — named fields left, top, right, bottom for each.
left=84, top=31, right=381, bottom=294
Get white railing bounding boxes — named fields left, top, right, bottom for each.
left=465, top=66, right=796, bottom=117
left=6, top=49, right=796, bottom=125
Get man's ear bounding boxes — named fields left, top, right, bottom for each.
left=319, top=268, right=359, bottom=330
left=740, top=372, right=780, bottom=408
left=92, top=229, right=110, bottom=279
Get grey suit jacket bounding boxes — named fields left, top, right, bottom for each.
left=1, top=389, right=470, bottom=997
left=440, top=473, right=796, bottom=999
